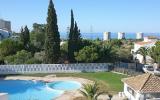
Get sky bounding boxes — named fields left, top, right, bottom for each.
left=0, top=0, right=160, bottom=33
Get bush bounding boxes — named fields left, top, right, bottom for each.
left=0, top=39, right=23, bottom=60
left=25, top=58, right=42, bottom=64
left=5, top=50, right=32, bottom=64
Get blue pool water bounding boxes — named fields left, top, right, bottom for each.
left=0, top=80, right=81, bottom=100
left=48, top=81, right=82, bottom=91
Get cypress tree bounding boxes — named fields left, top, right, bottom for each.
left=20, top=27, right=24, bottom=44
left=20, top=26, right=30, bottom=49
left=24, top=26, right=30, bottom=48
left=73, top=21, right=81, bottom=51
left=68, top=9, right=75, bottom=62
left=68, top=10, right=81, bottom=62
left=44, top=0, right=60, bottom=64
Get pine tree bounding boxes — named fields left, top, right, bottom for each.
left=44, top=0, right=60, bottom=64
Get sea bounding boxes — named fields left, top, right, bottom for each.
left=60, top=32, right=160, bottom=40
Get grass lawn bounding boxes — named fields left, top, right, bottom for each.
left=14, top=72, right=127, bottom=94
left=56, top=72, right=127, bottom=94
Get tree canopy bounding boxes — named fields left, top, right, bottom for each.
left=0, top=39, right=23, bottom=61
left=68, top=10, right=81, bottom=62
left=44, top=0, right=60, bottom=64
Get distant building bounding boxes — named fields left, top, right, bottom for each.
left=118, top=32, right=125, bottom=39
left=103, top=32, right=111, bottom=41
left=136, top=32, right=143, bottom=40
left=131, top=36, right=158, bottom=64
left=11, top=35, right=20, bottom=41
left=0, top=19, right=11, bottom=32
left=0, top=29, right=11, bottom=41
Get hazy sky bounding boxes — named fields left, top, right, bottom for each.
left=0, top=0, right=160, bottom=33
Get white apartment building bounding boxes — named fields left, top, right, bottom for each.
left=103, top=32, right=111, bottom=41
left=136, top=32, right=143, bottom=40
left=0, top=19, right=11, bottom=32
left=118, top=32, right=125, bottom=39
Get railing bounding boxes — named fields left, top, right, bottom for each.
left=0, top=63, right=110, bottom=74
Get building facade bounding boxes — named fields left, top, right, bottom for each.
left=0, top=19, right=11, bottom=32
left=118, top=32, right=125, bottom=39
left=103, top=32, right=111, bottom=41
left=136, top=32, right=143, bottom=40
left=0, top=29, right=11, bottom=41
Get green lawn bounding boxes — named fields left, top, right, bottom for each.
left=16, top=72, right=127, bottom=94
left=56, top=72, right=127, bottom=93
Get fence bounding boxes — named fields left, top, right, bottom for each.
left=113, top=62, right=144, bottom=75
left=114, top=62, right=144, bottom=71
left=0, top=63, right=110, bottom=74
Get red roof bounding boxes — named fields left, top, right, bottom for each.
left=135, top=41, right=154, bottom=45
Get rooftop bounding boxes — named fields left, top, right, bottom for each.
left=135, top=41, right=155, bottom=45
left=122, top=73, right=160, bottom=93
left=147, top=36, right=159, bottom=39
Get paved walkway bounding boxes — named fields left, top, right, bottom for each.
left=98, top=94, right=126, bottom=100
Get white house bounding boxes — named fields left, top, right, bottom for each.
left=131, top=36, right=158, bottom=64
left=122, top=73, right=160, bottom=100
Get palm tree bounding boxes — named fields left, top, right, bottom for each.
left=79, top=82, right=106, bottom=100
left=108, top=94, right=113, bottom=100
left=149, top=46, right=160, bottom=68
left=100, top=44, right=117, bottom=63
left=136, top=47, right=148, bottom=64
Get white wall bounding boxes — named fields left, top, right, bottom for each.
left=0, top=93, right=8, bottom=100
left=0, top=63, right=109, bottom=74
left=124, top=83, right=160, bottom=100
left=124, top=83, right=143, bottom=100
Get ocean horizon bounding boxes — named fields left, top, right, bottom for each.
left=60, top=32, right=160, bottom=40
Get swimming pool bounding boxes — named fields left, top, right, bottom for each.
left=48, top=81, right=82, bottom=91
left=0, top=80, right=81, bottom=100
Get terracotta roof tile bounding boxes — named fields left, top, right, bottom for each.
left=122, top=74, right=160, bottom=93
left=135, top=41, right=154, bottom=45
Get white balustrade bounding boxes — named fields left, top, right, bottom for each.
left=0, top=63, right=109, bottom=74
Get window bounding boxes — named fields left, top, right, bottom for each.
left=127, top=87, right=136, bottom=97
